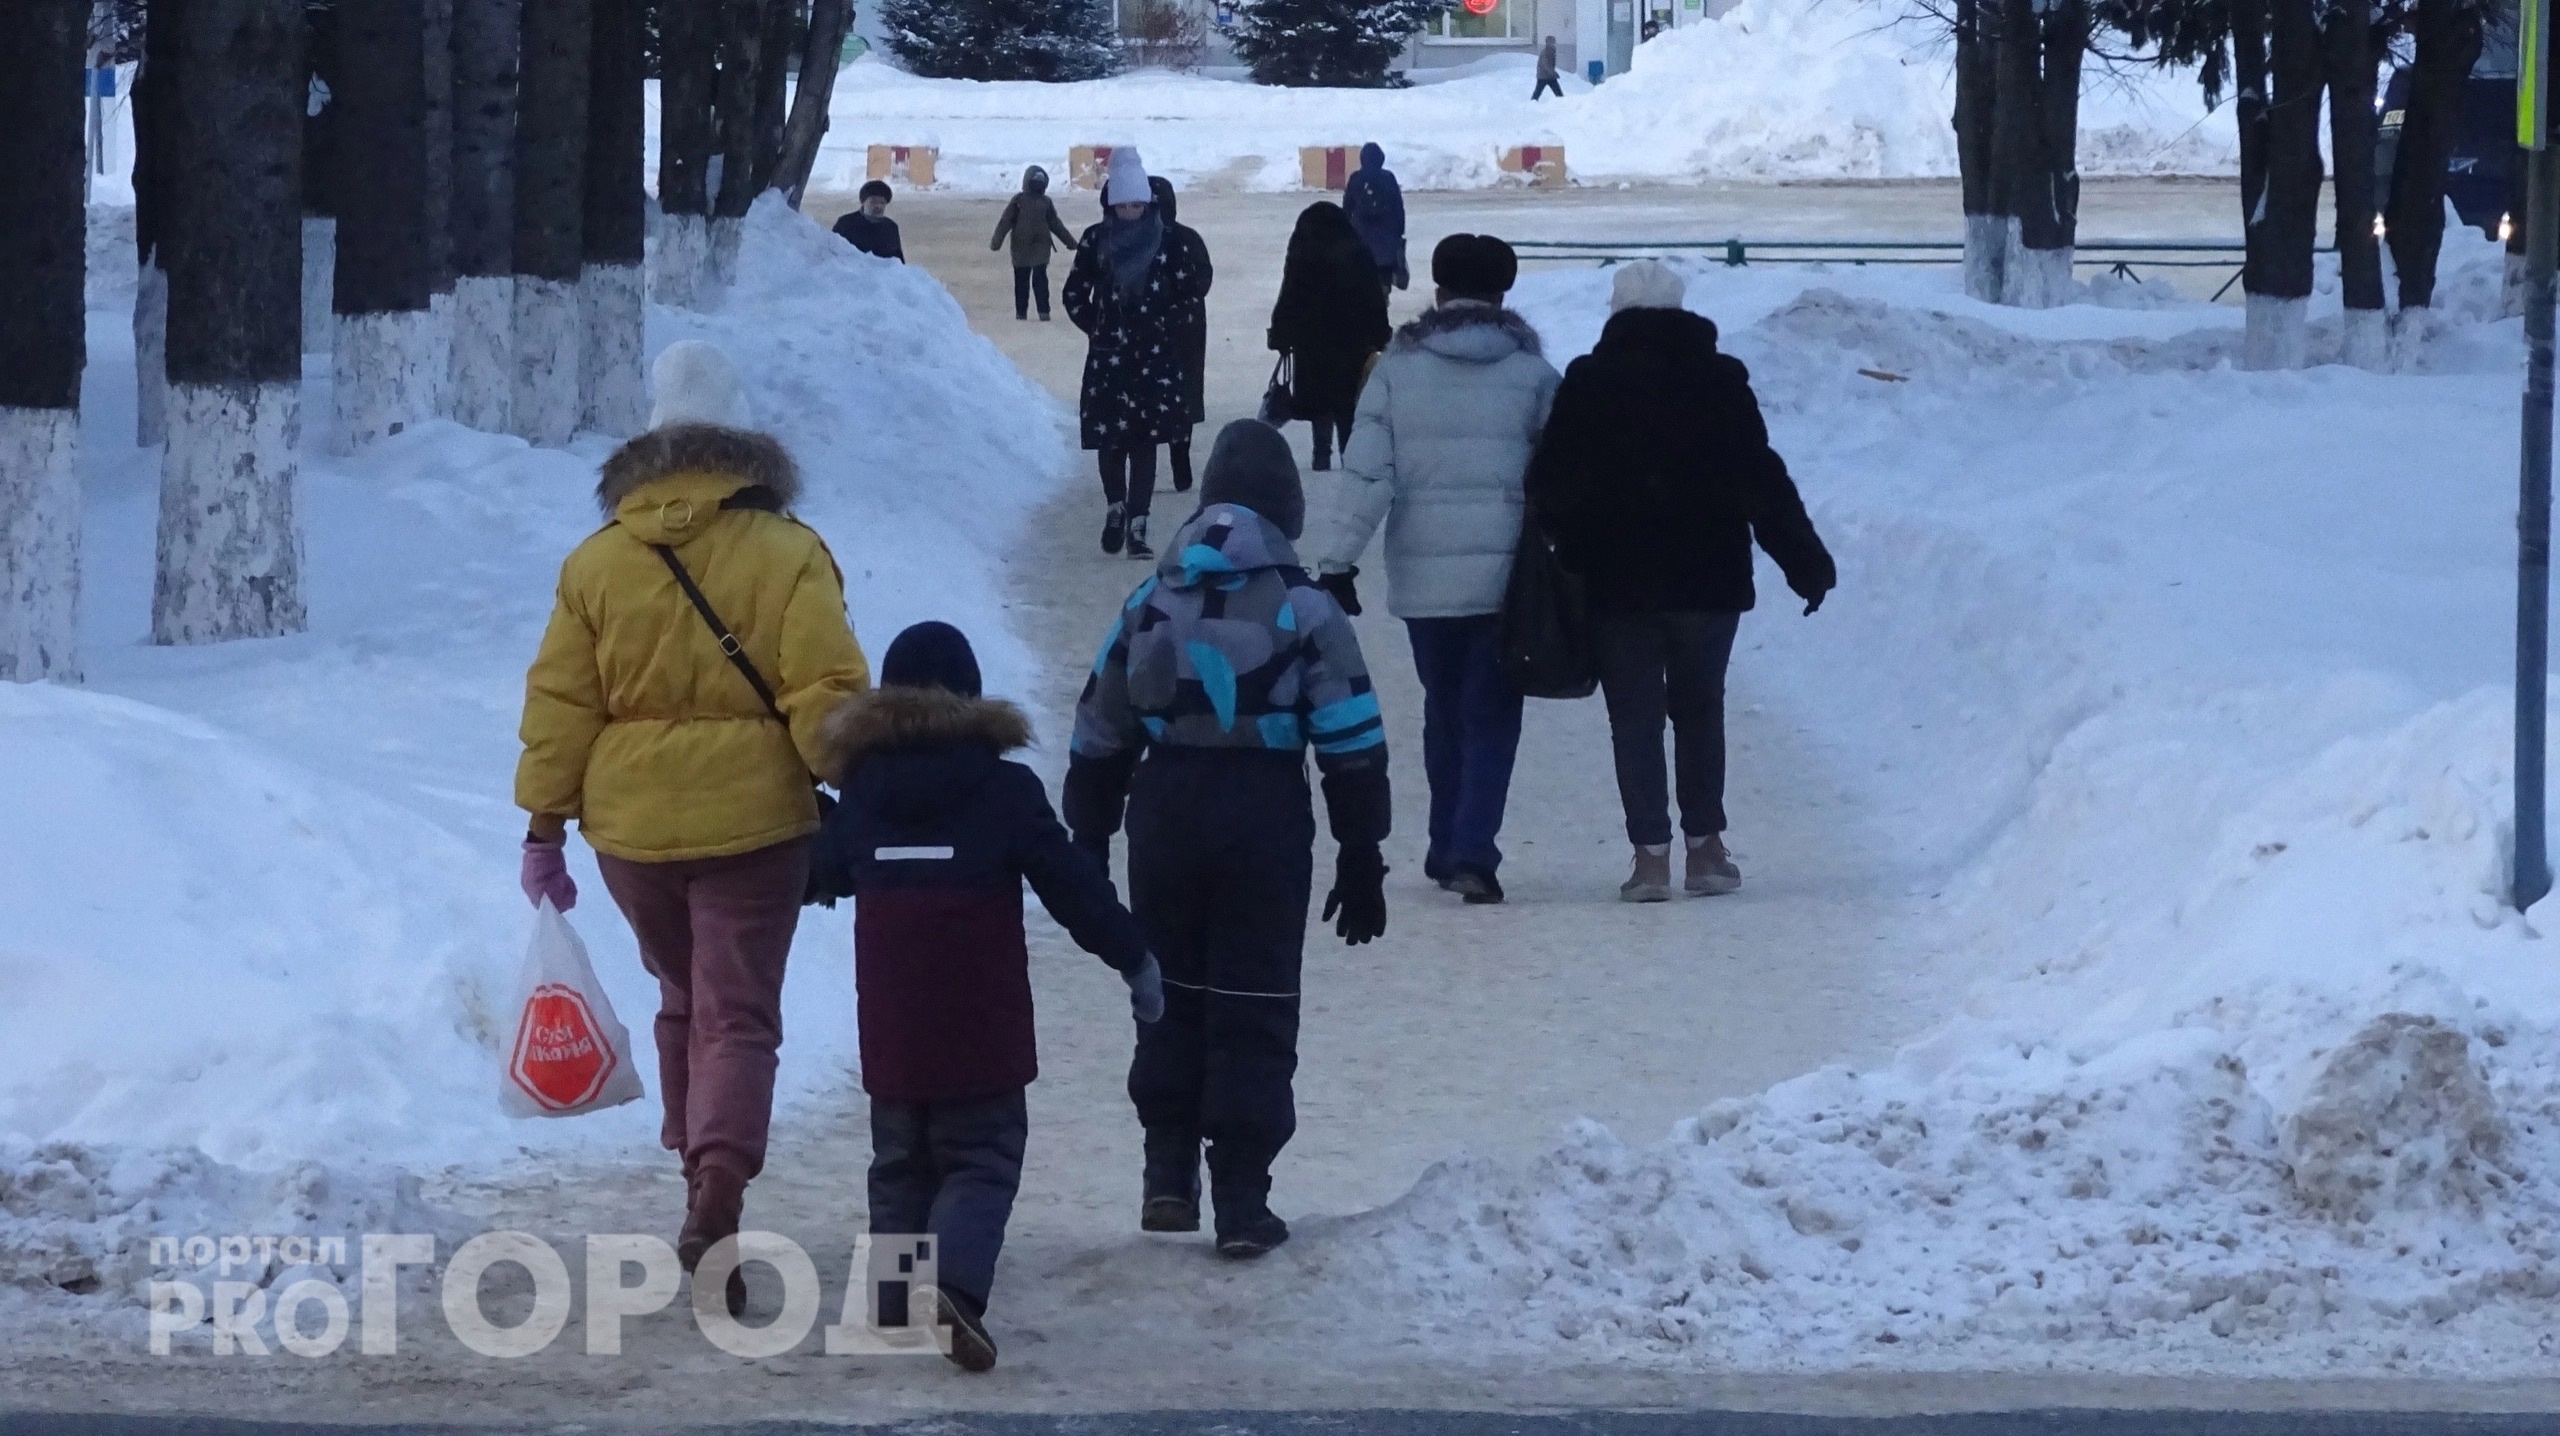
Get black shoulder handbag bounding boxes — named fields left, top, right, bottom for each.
left=1259, top=354, right=1297, bottom=427
left=650, top=502, right=841, bottom=905
left=1497, top=498, right=1600, bottom=701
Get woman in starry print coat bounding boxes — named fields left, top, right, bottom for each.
left=1064, top=149, right=1207, bottom=561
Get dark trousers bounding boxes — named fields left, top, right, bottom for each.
left=1594, top=611, right=1742, bottom=846
left=595, top=839, right=809, bottom=1183
left=1532, top=75, right=1564, bottom=100
left=1012, top=264, right=1052, bottom=319
left=1124, top=752, right=1314, bottom=1217
left=1169, top=430, right=1195, bottom=491
left=1405, top=615, right=1525, bottom=880
left=867, top=1088, right=1028, bottom=1312
left=1306, top=411, right=1353, bottom=467
left=1099, top=445, right=1158, bottom=521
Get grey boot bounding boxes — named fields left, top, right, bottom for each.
left=1619, top=844, right=1673, bottom=903
left=1685, top=835, right=1741, bottom=895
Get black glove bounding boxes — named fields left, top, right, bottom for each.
left=1322, top=843, right=1388, bottom=946
left=1317, top=568, right=1363, bottom=618
left=1791, top=574, right=1833, bottom=616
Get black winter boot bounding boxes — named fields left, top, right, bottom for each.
left=1124, top=514, right=1153, bottom=561
left=1215, top=1206, right=1290, bottom=1260
left=1101, top=501, right=1126, bottom=555
left=936, top=1287, right=998, bottom=1373
left=1141, top=1131, right=1203, bottom=1233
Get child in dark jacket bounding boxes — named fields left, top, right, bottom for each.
left=810, top=621, right=1161, bottom=1374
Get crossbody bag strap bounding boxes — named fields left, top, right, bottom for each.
left=652, top=543, right=787, bottom=725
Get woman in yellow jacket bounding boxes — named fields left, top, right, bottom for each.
left=515, top=342, right=869, bottom=1286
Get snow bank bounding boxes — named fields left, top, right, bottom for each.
left=8, top=198, right=1070, bottom=1312
left=1283, top=254, right=2560, bottom=1376
left=734, top=2, right=2233, bottom=195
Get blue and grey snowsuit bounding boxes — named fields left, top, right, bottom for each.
left=1065, top=501, right=1391, bottom=1221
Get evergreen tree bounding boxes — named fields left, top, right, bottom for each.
left=1229, top=0, right=1451, bottom=87
left=882, top=0, right=1120, bottom=82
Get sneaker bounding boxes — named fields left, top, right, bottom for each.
left=1141, top=1194, right=1200, bottom=1233
left=1215, top=1208, right=1291, bottom=1260
left=1101, top=501, right=1126, bottom=555
left=1685, top=834, right=1742, bottom=895
left=1619, top=844, right=1673, bottom=903
left=1448, top=866, right=1505, bottom=905
left=1124, top=514, right=1153, bottom=560
left=935, top=1288, right=999, bottom=1373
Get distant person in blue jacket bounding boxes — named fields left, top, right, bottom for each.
left=1341, top=143, right=1408, bottom=292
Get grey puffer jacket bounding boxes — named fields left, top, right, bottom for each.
left=1310, top=302, right=1562, bottom=619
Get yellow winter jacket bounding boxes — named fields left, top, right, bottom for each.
left=515, top=425, right=872, bottom=863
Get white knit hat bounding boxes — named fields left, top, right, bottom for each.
left=648, top=340, right=752, bottom=431
left=1103, top=147, right=1152, bottom=207
left=1609, top=259, right=1689, bottom=314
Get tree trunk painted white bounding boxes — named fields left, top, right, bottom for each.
left=2000, top=234, right=2075, bottom=309
left=2340, top=307, right=2389, bottom=371
left=2390, top=303, right=2443, bottom=371
left=447, top=272, right=515, bottom=432
left=0, top=407, right=83, bottom=683
left=703, top=215, right=745, bottom=307
left=134, top=260, right=168, bottom=447
left=2506, top=249, right=2528, bottom=318
left=2241, top=293, right=2309, bottom=370
left=302, top=216, right=338, bottom=356
left=650, top=210, right=709, bottom=309
left=579, top=261, right=646, bottom=437
left=332, top=307, right=442, bottom=454
left=510, top=275, right=582, bottom=446
left=1963, top=213, right=2007, bottom=304
left=154, top=382, right=307, bottom=645
left=427, top=287, right=454, bottom=418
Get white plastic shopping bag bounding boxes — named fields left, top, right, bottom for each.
left=500, top=899, right=646, bottom=1118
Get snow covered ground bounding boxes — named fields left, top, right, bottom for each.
left=1, top=197, right=1063, bottom=1334
left=8, top=181, right=2559, bottom=1404
left=749, top=1, right=2238, bottom=195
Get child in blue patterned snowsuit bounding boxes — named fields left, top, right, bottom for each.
left=1064, top=418, right=1391, bottom=1260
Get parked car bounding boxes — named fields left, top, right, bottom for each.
left=2376, top=63, right=2519, bottom=239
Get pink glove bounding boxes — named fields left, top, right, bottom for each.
left=520, top=839, right=578, bottom=912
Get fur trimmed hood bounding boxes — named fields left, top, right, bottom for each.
left=819, top=686, right=1034, bottom=784
left=597, top=424, right=801, bottom=516
left=1391, top=303, right=1543, bottom=362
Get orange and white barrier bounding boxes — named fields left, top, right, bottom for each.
left=1497, top=144, right=1568, bottom=188
left=866, top=144, right=938, bottom=187
left=1069, top=145, right=1121, bottom=190
left=1299, top=146, right=1359, bottom=190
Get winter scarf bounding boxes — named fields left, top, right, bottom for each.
left=1106, top=210, right=1164, bottom=302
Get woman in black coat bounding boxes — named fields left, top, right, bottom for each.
left=1063, top=152, right=1207, bottom=561
left=1525, top=268, right=1835, bottom=903
left=1150, top=176, right=1215, bottom=493
left=1267, top=202, right=1390, bottom=471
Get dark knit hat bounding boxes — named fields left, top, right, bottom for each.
left=878, top=621, right=982, bottom=698
left=1431, top=233, right=1518, bottom=299
left=1198, top=419, right=1305, bottom=540
left=858, top=179, right=893, bottom=204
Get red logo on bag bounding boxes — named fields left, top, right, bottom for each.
left=508, top=983, right=620, bottom=1111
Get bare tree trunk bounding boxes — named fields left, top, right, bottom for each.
left=157, top=0, right=309, bottom=646
left=423, top=0, right=456, bottom=413
left=134, top=4, right=174, bottom=447
left=449, top=0, right=521, bottom=431
left=2006, top=0, right=2086, bottom=309
left=511, top=0, right=591, bottom=444
left=1989, top=0, right=2041, bottom=305
left=653, top=0, right=718, bottom=306
left=301, top=0, right=339, bottom=358
left=2385, top=0, right=2486, bottom=315
left=2323, top=0, right=2386, bottom=369
left=1953, top=0, right=2003, bottom=301
left=0, top=0, right=88, bottom=682
left=582, top=0, right=649, bottom=436
left=770, top=0, right=849, bottom=207
left=332, top=0, right=438, bottom=454
left=705, top=0, right=769, bottom=296
left=751, top=0, right=797, bottom=192
left=2246, top=0, right=2324, bottom=369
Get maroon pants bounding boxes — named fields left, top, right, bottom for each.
left=596, top=839, right=809, bottom=1183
